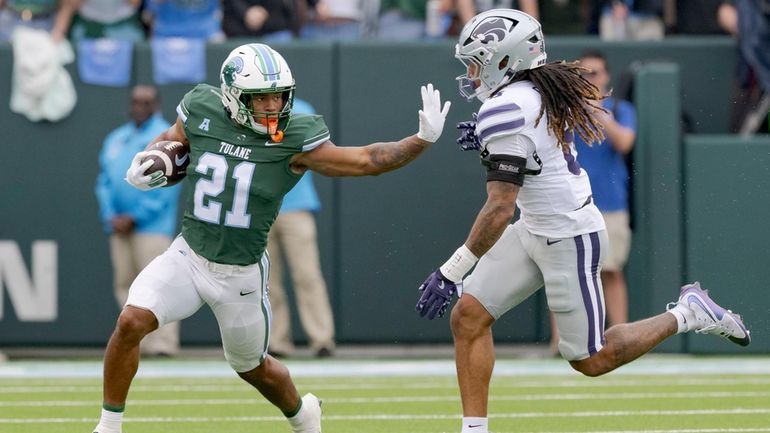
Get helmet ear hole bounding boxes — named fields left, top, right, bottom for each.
left=239, top=93, right=253, bottom=107
left=499, top=56, right=510, bottom=70
left=282, top=91, right=294, bottom=112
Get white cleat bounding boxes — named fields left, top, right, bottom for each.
left=668, top=282, right=751, bottom=346
left=290, top=393, right=322, bottom=433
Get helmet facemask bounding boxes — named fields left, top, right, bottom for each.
left=236, top=88, right=294, bottom=140
left=220, top=44, right=296, bottom=141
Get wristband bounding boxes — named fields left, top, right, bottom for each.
left=439, top=245, right=479, bottom=283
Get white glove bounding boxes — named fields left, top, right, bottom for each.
left=417, top=83, right=451, bottom=143
left=125, top=151, right=167, bottom=191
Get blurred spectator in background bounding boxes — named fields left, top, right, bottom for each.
left=591, top=0, right=664, bottom=40
left=676, top=1, right=768, bottom=135
left=69, top=0, right=144, bottom=42
left=667, top=0, right=732, bottom=35
left=9, top=21, right=77, bottom=122
left=143, top=0, right=224, bottom=41
left=222, top=0, right=299, bottom=41
left=299, top=0, right=363, bottom=40
left=0, top=0, right=79, bottom=41
left=266, top=98, right=336, bottom=359
left=718, top=0, right=739, bottom=35
left=377, top=0, right=453, bottom=39
left=456, top=0, right=538, bottom=25
left=95, top=85, right=182, bottom=357
left=550, top=50, right=636, bottom=355
left=537, top=0, right=586, bottom=35
left=733, top=0, right=770, bottom=135
left=376, top=0, right=426, bottom=39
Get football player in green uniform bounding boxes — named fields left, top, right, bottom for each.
left=91, top=43, right=450, bottom=433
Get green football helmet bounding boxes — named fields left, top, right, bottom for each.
left=220, top=43, right=295, bottom=137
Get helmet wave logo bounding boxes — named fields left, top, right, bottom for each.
left=471, top=17, right=514, bottom=45
left=222, top=56, right=245, bottom=87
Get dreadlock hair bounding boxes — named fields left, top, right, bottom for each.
left=514, top=61, right=607, bottom=151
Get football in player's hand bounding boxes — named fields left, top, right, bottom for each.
left=141, top=140, right=190, bottom=186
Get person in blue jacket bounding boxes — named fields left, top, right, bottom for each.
left=576, top=50, right=636, bottom=327
left=550, top=49, right=637, bottom=354
left=95, top=84, right=182, bottom=357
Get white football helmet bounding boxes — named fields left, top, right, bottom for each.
left=455, top=9, right=547, bottom=102
left=220, top=43, right=295, bottom=136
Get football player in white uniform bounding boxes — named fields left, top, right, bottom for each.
left=414, top=9, right=751, bottom=433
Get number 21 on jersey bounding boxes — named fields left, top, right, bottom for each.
left=193, top=153, right=254, bottom=228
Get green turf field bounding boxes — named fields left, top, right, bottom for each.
left=1, top=357, right=769, bottom=433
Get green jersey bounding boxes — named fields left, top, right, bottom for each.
left=177, top=84, right=330, bottom=265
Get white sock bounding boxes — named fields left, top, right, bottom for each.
left=461, top=416, right=488, bottom=433
left=95, top=407, right=123, bottom=433
left=667, top=304, right=695, bottom=333
left=286, top=400, right=305, bottom=429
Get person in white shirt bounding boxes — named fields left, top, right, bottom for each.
left=414, top=9, right=752, bottom=433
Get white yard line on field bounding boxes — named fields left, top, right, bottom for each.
left=1, top=357, right=770, bottom=379
left=2, top=407, right=770, bottom=424
left=3, top=376, right=770, bottom=394
left=1, top=390, right=770, bottom=408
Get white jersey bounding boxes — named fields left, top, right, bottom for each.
left=476, top=80, right=605, bottom=238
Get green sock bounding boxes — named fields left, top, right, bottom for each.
left=283, top=398, right=303, bottom=418
left=102, top=402, right=125, bottom=413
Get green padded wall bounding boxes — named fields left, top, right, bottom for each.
left=546, top=37, right=737, bottom=134
left=0, top=39, right=759, bottom=351
left=624, top=63, right=686, bottom=353
left=334, top=42, right=541, bottom=343
left=684, top=135, right=770, bottom=353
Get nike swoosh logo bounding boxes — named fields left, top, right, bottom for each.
left=175, top=153, right=189, bottom=165
left=687, top=295, right=720, bottom=320
left=264, top=141, right=282, bottom=147
left=546, top=239, right=562, bottom=245
left=239, top=289, right=257, bottom=296
left=468, top=425, right=483, bottom=428
left=437, top=280, right=445, bottom=290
